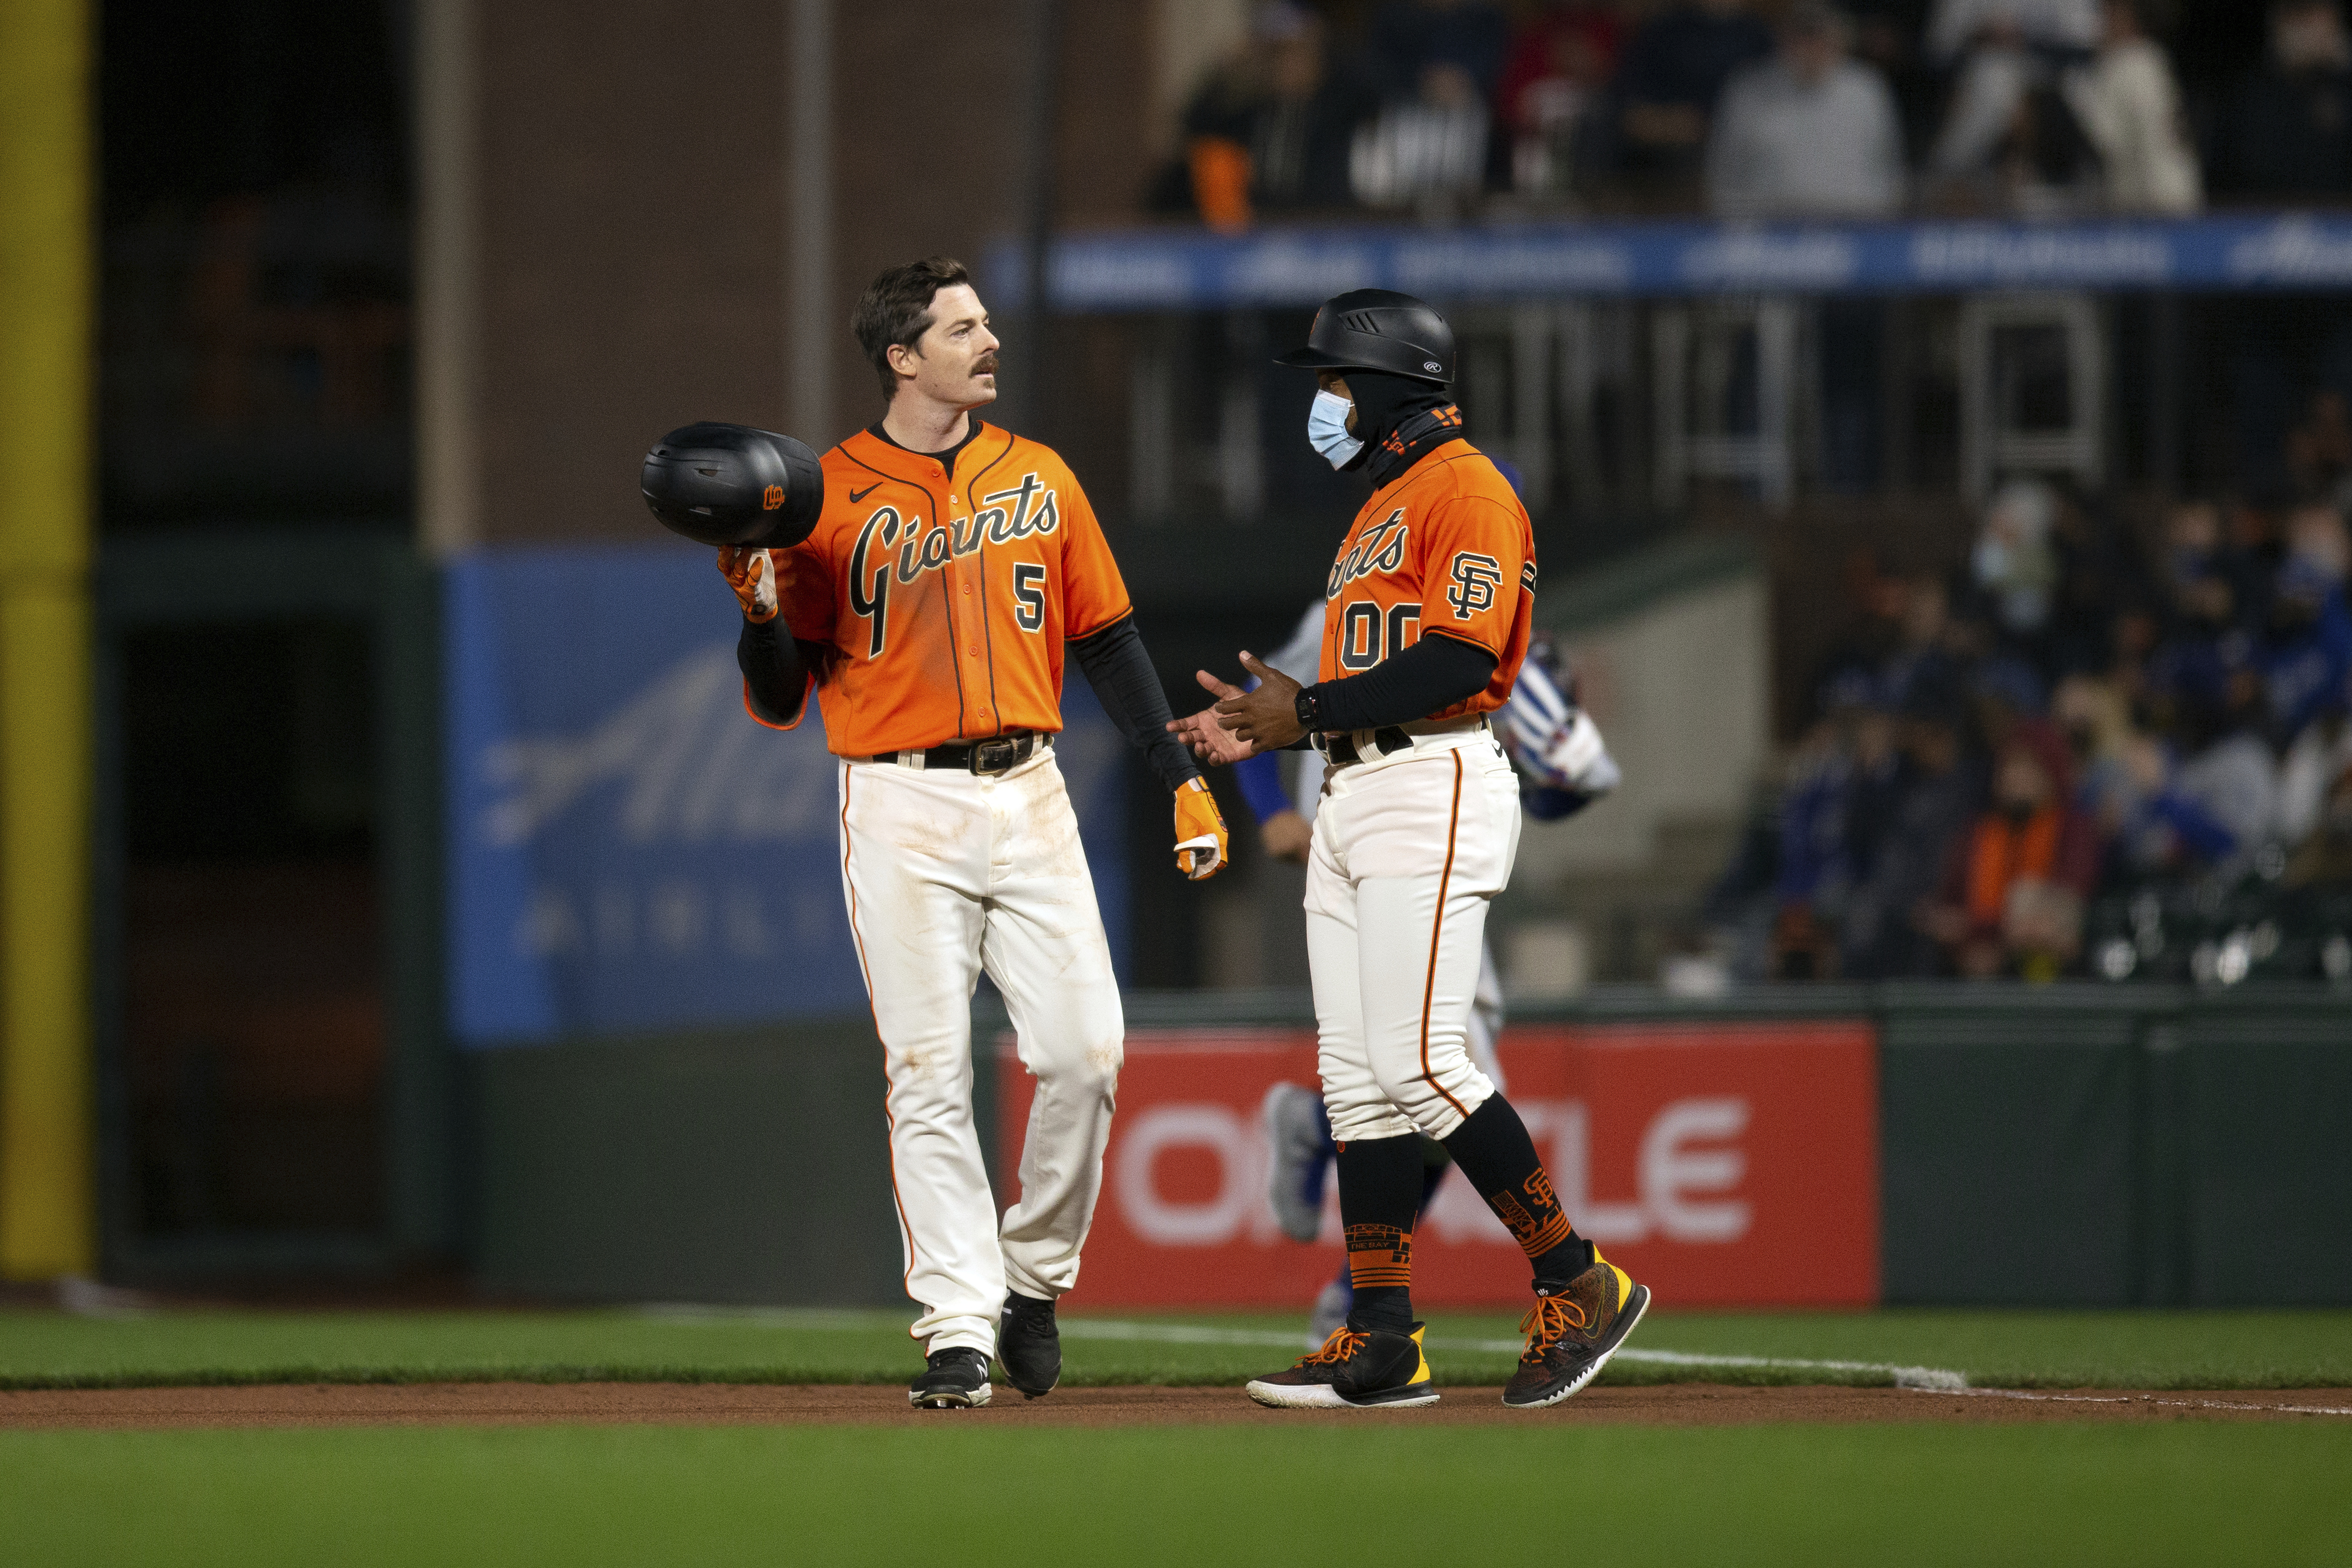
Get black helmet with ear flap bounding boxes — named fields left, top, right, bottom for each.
left=640, top=422, right=825, bottom=549
left=1274, top=289, right=1455, bottom=386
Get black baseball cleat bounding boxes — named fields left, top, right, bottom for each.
left=1245, top=1323, right=1438, bottom=1409
left=908, top=1347, right=993, bottom=1409
left=997, top=1291, right=1062, bottom=1398
left=1502, top=1250, right=1650, bottom=1409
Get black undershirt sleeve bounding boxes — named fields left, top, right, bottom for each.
left=1069, top=612, right=1203, bottom=794
left=1306, top=633, right=1498, bottom=733
left=736, top=617, right=820, bottom=727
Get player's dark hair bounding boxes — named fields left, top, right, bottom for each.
left=853, top=256, right=973, bottom=404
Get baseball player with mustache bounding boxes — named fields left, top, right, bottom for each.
left=1170, top=289, right=1647, bottom=1409
left=723, top=257, right=1227, bottom=1410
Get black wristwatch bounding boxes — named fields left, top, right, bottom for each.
left=1294, top=684, right=1321, bottom=735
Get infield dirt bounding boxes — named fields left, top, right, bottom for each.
left=5, top=1381, right=2349, bottom=1430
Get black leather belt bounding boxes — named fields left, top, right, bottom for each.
left=862, top=731, right=1051, bottom=775
left=1317, top=727, right=1414, bottom=768
left=1317, top=717, right=1488, bottom=770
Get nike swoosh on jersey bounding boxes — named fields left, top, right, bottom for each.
left=849, top=483, right=882, bottom=503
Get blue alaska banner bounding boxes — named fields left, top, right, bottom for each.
left=988, top=213, right=2352, bottom=311
left=446, top=544, right=1129, bottom=1047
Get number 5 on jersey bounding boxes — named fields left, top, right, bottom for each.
left=1013, top=563, right=1047, bottom=632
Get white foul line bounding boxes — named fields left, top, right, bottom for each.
left=638, top=1307, right=1965, bottom=1387
left=1054, top=1318, right=1970, bottom=1391
left=635, top=1307, right=2351, bottom=1412
left=1908, top=1387, right=2352, bottom=1418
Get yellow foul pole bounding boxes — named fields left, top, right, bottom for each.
left=0, top=0, right=96, bottom=1278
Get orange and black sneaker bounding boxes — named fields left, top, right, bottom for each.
left=1246, top=1322, right=1439, bottom=1409
left=1501, top=1250, right=1651, bottom=1409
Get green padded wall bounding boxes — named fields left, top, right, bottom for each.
left=456, top=987, right=2352, bottom=1308
left=1877, top=988, right=2149, bottom=1305
left=467, top=1017, right=973, bottom=1305
left=2180, top=999, right=2352, bottom=1306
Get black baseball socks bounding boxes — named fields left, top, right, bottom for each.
left=1335, top=1133, right=1424, bottom=1334
left=1441, top=1095, right=1595, bottom=1295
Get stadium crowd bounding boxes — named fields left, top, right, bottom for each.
left=1706, top=455, right=2352, bottom=984
left=1159, top=0, right=2352, bottom=226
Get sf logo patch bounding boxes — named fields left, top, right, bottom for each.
left=761, top=484, right=786, bottom=512
left=1445, top=551, right=1504, bottom=619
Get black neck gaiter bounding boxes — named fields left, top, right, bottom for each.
left=1344, top=372, right=1461, bottom=488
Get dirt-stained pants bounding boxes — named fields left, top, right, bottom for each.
left=837, top=749, right=1123, bottom=1356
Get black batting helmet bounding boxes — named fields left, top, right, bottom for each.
left=1274, top=289, right=1455, bottom=386
left=640, top=422, right=825, bottom=549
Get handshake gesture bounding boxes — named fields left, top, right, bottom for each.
left=1167, top=652, right=1309, bottom=765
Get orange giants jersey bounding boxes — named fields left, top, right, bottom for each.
left=1318, top=438, right=1536, bottom=720
left=755, top=421, right=1133, bottom=756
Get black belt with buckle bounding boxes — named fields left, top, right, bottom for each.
left=1317, top=726, right=1414, bottom=769
left=1318, top=717, right=1487, bottom=769
left=865, top=731, right=1050, bottom=775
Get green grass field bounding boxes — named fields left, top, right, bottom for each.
left=6, top=1305, right=2349, bottom=1566
left=4, top=1423, right=2349, bottom=1566
left=4, top=1303, right=2350, bottom=1390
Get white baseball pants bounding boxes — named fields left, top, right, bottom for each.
left=1306, top=730, right=1522, bottom=1144
left=836, top=749, right=1123, bottom=1356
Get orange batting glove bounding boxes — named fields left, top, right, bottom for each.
left=717, top=546, right=779, bottom=622
left=1174, top=777, right=1228, bottom=880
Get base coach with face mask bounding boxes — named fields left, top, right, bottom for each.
left=1170, top=289, right=1650, bottom=1411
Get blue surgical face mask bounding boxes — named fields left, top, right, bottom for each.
left=1308, top=388, right=1363, bottom=469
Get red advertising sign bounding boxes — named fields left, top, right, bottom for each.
left=997, top=1021, right=1879, bottom=1309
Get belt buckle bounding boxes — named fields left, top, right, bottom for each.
left=971, top=736, right=1020, bottom=775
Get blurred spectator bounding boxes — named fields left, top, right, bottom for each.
left=2053, top=672, right=2138, bottom=831
left=2143, top=499, right=2258, bottom=727
left=1921, top=720, right=2098, bottom=979
left=1927, top=0, right=2100, bottom=62
left=1925, top=0, right=2101, bottom=201
left=2283, top=760, right=2352, bottom=886
left=1498, top=1, right=1627, bottom=199
left=2165, top=699, right=2282, bottom=875
left=1970, top=479, right=2061, bottom=645
left=1840, top=678, right=1987, bottom=977
left=2227, top=0, right=2352, bottom=199
left=1813, top=555, right=1920, bottom=705
left=1846, top=0, right=1942, bottom=150
left=1772, top=674, right=1903, bottom=977
left=2256, top=507, right=2352, bottom=744
left=2281, top=705, right=2352, bottom=844
left=1368, top=0, right=1513, bottom=102
left=2042, top=484, right=2149, bottom=680
left=1351, top=2, right=1506, bottom=210
left=1882, top=570, right=1963, bottom=711
left=1616, top=0, right=1775, bottom=176
left=1177, top=5, right=1376, bottom=230
left=1706, top=3, right=1907, bottom=218
left=2061, top=0, right=2201, bottom=213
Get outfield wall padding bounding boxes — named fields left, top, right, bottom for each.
left=460, top=986, right=2351, bottom=1307
left=1874, top=990, right=2148, bottom=1306
left=467, top=1017, right=977, bottom=1306
left=2178, top=1000, right=2352, bottom=1306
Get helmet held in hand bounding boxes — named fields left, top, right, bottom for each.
left=641, top=421, right=825, bottom=549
